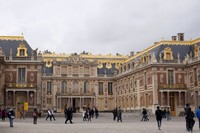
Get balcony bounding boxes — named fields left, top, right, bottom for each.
left=5, top=83, right=37, bottom=88
left=57, top=92, right=94, bottom=96
left=158, top=84, right=187, bottom=90
left=6, top=56, right=38, bottom=61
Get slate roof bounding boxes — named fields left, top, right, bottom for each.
left=0, top=37, right=35, bottom=57
left=97, top=63, right=116, bottom=76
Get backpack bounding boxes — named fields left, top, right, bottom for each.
left=33, top=112, right=37, bottom=117
left=196, top=109, right=200, bottom=119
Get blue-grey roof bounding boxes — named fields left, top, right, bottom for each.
left=0, top=39, right=35, bottom=56
left=97, top=63, right=116, bottom=76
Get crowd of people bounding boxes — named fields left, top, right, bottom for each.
left=1, top=104, right=200, bottom=132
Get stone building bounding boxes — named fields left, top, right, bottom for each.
left=0, top=36, right=42, bottom=116
left=0, top=33, right=200, bottom=116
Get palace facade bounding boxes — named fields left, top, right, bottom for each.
left=0, top=33, right=200, bottom=116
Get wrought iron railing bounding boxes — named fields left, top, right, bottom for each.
left=158, top=84, right=186, bottom=89
left=5, top=83, right=37, bottom=88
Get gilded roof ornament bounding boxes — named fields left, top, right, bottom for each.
left=0, top=36, right=24, bottom=41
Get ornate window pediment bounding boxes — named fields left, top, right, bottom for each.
left=194, top=44, right=199, bottom=58
left=16, top=43, right=28, bottom=57
left=164, top=47, right=173, bottom=60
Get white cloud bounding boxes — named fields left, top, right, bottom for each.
left=0, top=0, right=200, bottom=55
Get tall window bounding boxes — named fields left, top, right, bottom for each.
left=20, top=49, right=25, bottom=56
left=47, top=82, right=52, bottom=95
left=84, top=67, right=89, bottom=74
left=194, top=68, right=197, bottom=86
left=18, top=68, right=26, bottom=83
left=84, top=81, right=90, bottom=93
left=61, top=80, right=67, bottom=93
left=166, top=53, right=171, bottom=60
left=61, top=66, right=67, bottom=74
left=99, top=82, right=103, bottom=95
left=108, top=82, right=113, bottom=95
left=73, top=66, right=78, bottom=74
left=73, top=80, right=79, bottom=93
left=168, top=70, right=174, bottom=85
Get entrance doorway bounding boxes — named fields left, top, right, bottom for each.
left=169, top=93, right=176, bottom=116
left=73, top=98, right=76, bottom=107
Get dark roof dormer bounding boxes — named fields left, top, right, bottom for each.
left=16, top=43, right=28, bottom=57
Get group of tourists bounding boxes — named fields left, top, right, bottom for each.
left=184, top=103, right=199, bottom=132
left=0, top=107, right=15, bottom=127
left=2, top=104, right=200, bottom=132
left=112, top=107, right=123, bottom=122
left=82, top=107, right=99, bottom=121
left=46, top=108, right=56, bottom=121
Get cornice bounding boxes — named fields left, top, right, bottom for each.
left=0, top=36, right=24, bottom=41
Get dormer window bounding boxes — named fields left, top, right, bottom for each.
left=16, top=43, right=28, bottom=57
left=194, top=44, right=198, bottom=58
left=164, top=47, right=173, bottom=60
left=20, top=49, right=25, bottom=56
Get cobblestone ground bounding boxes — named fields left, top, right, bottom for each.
left=0, top=113, right=199, bottom=133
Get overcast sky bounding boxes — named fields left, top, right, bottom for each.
left=0, top=0, right=200, bottom=55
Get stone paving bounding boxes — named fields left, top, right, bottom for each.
left=0, top=113, right=199, bottom=133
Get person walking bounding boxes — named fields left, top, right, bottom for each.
left=65, top=107, right=73, bottom=124
left=8, top=108, right=15, bottom=127
left=46, top=109, right=52, bottom=121
left=117, top=107, right=122, bottom=122
left=184, top=103, right=190, bottom=131
left=94, top=107, right=99, bottom=118
left=186, top=107, right=195, bottom=132
left=112, top=108, right=117, bottom=121
left=141, top=108, right=149, bottom=121
left=155, top=106, right=163, bottom=130
left=1, top=108, right=6, bottom=121
left=32, top=108, right=38, bottom=124
left=196, top=106, right=200, bottom=130
left=51, top=108, right=56, bottom=121
left=166, top=107, right=171, bottom=121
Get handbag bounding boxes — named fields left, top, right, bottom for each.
left=11, top=115, right=15, bottom=119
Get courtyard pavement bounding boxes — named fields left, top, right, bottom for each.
left=0, top=113, right=199, bottom=133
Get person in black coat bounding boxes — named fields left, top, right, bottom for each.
left=112, top=108, right=117, bottom=121
left=65, top=108, right=73, bottom=124
left=32, top=108, right=38, bottom=124
left=8, top=108, right=15, bottom=127
left=186, top=107, right=195, bottom=132
left=155, top=106, right=163, bottom=130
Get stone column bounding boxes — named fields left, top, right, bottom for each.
left=13, top=91, right=15, bottom=107
left=136, top=80, right=140, bottom=109
left=152, top=67, right=158, bottom=105
left=167, top=91, right=170, bottom=106
left=60, top=97, right=62, bottom=111
left=80, top=97, right=82, bottom=108
left=70, top=97, right=72, bottom=107
left=83, top=97, right=85, bottom=107
left=185, top=92, right=187, bottom=105
left=6, top=91, right=8, bottom=106
left=179, top=91, right=181, bottom=107
left=160, top=91, right=163, bottom=106
left=27, top=91, right=29, bottom=104
left=34, top=90, right=36, bottom=107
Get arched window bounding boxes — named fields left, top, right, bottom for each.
left=128, top=63, right=130, bottom=70
left=84, top=81, right=90, bottom=93
left=73, top=80, right=79, bottom=93
left=61, top=80, right=67, bottom=94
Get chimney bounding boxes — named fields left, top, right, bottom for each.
left=171, top=36, right=177, bottom=41
left=130, top=51, right=134, bottom=56
left=177, top=33, right=184, bottom=41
